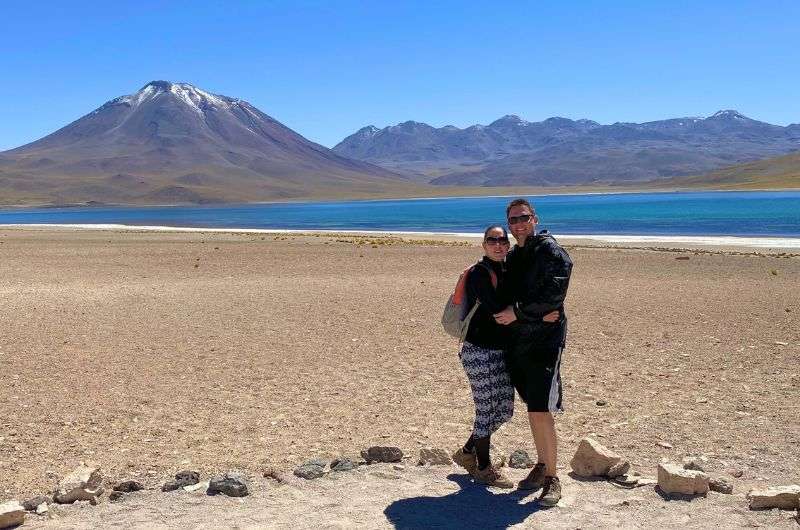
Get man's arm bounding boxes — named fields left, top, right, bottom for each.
left=512, top=241, right=572, bottom=324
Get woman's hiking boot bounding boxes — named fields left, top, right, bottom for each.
left=538, top=476, right=562, bottom=506
left=451, top=448, right=477, bottom=475
left=473, top=465, right=513, bottom=488
left=517, top=462, right=546, bottom=490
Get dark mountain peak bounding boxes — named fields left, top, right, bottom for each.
left=576, top=118, right=600, bottom=127
left=707, top=109, right=751, bottom=121
left=390, top=120, right=435, bottom=132
left=490, top=114, right=527, bottom=127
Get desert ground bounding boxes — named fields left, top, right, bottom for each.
left=1, top=228, right=798, bottom=527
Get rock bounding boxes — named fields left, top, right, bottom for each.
left=361, top=446, right=403, bottom=464
left=709, top=476, right=734, bottom=494
left=162, top=470, right=200, bottom=492
left=207, top=472, right=249, bottom=497
left=54, top=462, right=104, bottom=504
left=183, top=481, right=208, bottom=493
left=570, top=437, right=631, bottom=478
left=35, top=503, right=48, bottom=515
left=508, top=449, right=535, bottom=469
left=418, top=448, right=453, bottom=466
left=22, top=496, right=49, bottom=511
left=657, top=463, right=709, bottom=495
left=611, top=474, right=641, bottom=488
left=596, top=400, right=607, bottom=406
left=113, top=480, right=144, bottom=493
left=303, top=458, right=329, bottom=468
left=682, top=456, right=706, bottom=472
left=293, top=464, right=325, bottom=480
left=108, top=491, right=125, bottom=503
left=490, top=445, right=507, bottom=468
left=727, top=468, right=744, bottom=478
left=747, top=485, right=800, bottom=510
left=393, top=464, right=405, bottom=471
left=330, top=458, right=356, bottom=472
left=0, top=501, right=25, bottom=529
left=656, top=441, right=673, bottom=449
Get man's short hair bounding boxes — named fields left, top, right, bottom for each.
left=506, top=198, right=535, bottom=218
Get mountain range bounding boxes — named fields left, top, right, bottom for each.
left=333, top=112, right=800, bottom=186
left=0, top=81, right=798, bottom=206
left=0, top=81, right=423, bottom=205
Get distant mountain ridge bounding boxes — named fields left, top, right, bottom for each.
left=334, top=111, right=800, bottom=186
left=0, top=81, right=422, bottom=205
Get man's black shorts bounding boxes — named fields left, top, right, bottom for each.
left=505, top=341, right=564, bottom=413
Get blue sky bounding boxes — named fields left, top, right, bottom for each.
left=1, top=1, right=799, bottom=150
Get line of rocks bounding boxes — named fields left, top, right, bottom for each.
left=569, top=436, right=799, bottom=510
left=2, top=441, right=798, bottom=528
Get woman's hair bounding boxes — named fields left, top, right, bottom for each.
left=483, top=224, right=508, bottom=240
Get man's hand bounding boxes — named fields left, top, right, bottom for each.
left=494, top=306, right=517, bottom=325
left=542, top=310, right=560, bottom=323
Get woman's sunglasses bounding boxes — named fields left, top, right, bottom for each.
left=484, top=236, right=510, bottom=245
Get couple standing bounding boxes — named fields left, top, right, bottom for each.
left=452, top=198, right=572, bottom=507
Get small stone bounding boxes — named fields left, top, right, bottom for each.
left=369, top=471, right=400, bottom=480
left=727, top=468, right=745, bottom=478
left=774, top=341, right=789, bottom=346
left=54, top=462, right=104, bottom=504
left=747, top=485, right=800, bottom=510
left=22, top=496, right=50, bottom=511
left=293, top=464, right=325, bottom=480
left=303, top=458, right=329, bottom=468
left=108, top=491, right=125, bottom=503
left=207, top=472, right=249, bottom=497
left=330, top=458, right=356, bottom=472
left=709, top=476, right=734, bottom=494
left=682, top=456, right=706, bottom=472
left=0, top=501, right=25, bottom=528
left=162, top=470, right=200, bottom=492
left=508, top=449, right=535, bottom=469
left=675, top=256, right=690, bottom=260
left=361, top=446, right=403, bottom=464
left=596, top=400, right=607, bottom=406
left=183, top=481, right=208, bottom=493
left=418, top=448, right=453, bottom=466
left=611, top=474, right=640, bottom=488
left=35, top=503, right=48, bottom=515
left=657, top=463, right=709, bottom=495
left=570, top=437, right=630, bottom=478
left=656, top=442, right=673, bottom=449
left=113, top=480, right=144, bottom=493
left=392, top=464, right=405, bottom=471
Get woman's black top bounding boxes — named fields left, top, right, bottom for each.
left=464, top=257, right=510, bottom=350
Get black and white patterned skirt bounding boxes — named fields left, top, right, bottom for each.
left=459, top=341, right=515, bottom=438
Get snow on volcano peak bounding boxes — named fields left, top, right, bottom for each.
left=106, top=81, right=236, bottom=114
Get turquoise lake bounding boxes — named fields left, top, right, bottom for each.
left=1, top=191, right=799, bottom=238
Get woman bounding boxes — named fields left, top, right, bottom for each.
left=451, top=225, right=516, bottom=488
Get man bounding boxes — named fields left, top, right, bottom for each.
left=494, top=198, right=572, bottom=506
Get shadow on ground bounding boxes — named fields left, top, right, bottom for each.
left=384, top=474, right=543, bottom=529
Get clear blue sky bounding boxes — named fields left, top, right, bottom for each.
left=1, top=1, right=799, bottom=151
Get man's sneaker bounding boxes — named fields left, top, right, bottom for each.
left=538, top=476, right=562, bottom=507
left=451, top=448, right=477, bottom=475
left=517, top=462, right=546, bottom=490
left=474, top=465, right=514, bottom=488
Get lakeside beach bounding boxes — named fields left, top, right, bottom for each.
left=1, top=227, right=797, bottom=506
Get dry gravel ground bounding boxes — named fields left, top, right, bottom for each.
left=1, top=228, right=798, bottom=528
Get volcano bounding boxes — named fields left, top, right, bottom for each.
left=0, top=81, right=419, bottom=205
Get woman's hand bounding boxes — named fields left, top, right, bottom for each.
left=493, top=306, right=517, bottom=325
left=542, top=310, right=560, bottom=323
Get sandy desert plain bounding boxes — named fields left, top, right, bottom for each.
left=0, top=227, right=798, bottom=528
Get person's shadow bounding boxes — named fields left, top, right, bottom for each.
left=383, top=473, right=543, bottom=529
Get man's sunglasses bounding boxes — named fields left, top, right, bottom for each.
left=484, top=236, right=510, bottom=245
left=507, top=214, right=533, bottom=225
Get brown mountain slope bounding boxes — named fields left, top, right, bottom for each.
left=0, top=81, right=428, bottom=205
left=647, top=150, right=800, bottom=189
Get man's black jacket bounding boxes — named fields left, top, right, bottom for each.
left=505, top=231, right=573, bottom=350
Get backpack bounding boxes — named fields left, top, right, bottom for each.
left=441, top=262, right=498, bottom=341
